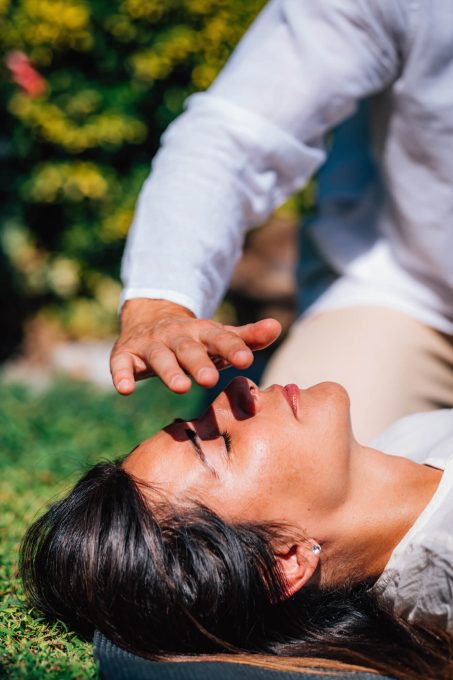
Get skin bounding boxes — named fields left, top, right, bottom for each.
left=123, top=377, right=443, bottom=594
left=110, top=299, right=282, bottom=395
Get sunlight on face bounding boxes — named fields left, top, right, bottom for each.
left=123, top=378, right=355, bottom=534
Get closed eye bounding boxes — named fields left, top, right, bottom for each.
left=221, top=430, right=232, bottom=454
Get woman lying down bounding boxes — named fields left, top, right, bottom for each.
left=20, top=378, right=453, bottom=679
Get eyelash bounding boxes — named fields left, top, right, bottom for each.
left=221, top=430, right=232, bottom=454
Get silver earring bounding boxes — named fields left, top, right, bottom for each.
left=311, top=544, right=321, bottom=555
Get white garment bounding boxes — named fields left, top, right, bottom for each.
left=372, top=411, right=453, bottom=632
left=121, top=0, right=453, bottom=334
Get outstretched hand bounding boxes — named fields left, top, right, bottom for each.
left=110, top=298, right=282, bottom=394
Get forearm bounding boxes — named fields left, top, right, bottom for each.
left=121, top=93, right=323, bottom=318
left=121, top=0, right=404, bottom=317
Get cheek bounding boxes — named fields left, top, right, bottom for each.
left=204, top=434, right=301, bottom=522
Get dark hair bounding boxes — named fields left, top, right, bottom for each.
left=20, top=461, right=453, bottom=680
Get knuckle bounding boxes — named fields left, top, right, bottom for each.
left=111, top=351, right=128, bottom=367
left=113, top=338, right=137, bottom=355
left=111, top=341, right=125, bottom=357
left=200, top=319, right=218, bottom=331
left=148, top=344, right=166, bottom=363
left=175, top=337, right=197, bottom=354
left=198, top=321, right=221, bottom=339
left=157, top=322, right=177, bottom=337
left=216, top=330, right=239, bottom=345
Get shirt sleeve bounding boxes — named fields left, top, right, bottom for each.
left=121, top=0, right=406, bottom=318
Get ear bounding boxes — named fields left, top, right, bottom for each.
left=274, top=543, right=320, bottom=598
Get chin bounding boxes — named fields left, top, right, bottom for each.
left=304, top=381, right=352, bottom=428
left=307, top=380, right=350, bottom=403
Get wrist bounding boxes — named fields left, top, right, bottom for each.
left=120, top=297, right=195, bottom=326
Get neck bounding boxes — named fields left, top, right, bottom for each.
left=321, top=443, right=443, bottom=587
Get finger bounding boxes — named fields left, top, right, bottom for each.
left=170, top=336, right=219, bottom=387
left=110, top=350, right=136, bottom=395
left=200, top=328, right=254, bottom=369
left=146, top=342, right=192, bottom=393
left=225, top=318, right=282, bottom=351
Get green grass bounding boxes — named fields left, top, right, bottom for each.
left=0, top=378, right=203, bottom=679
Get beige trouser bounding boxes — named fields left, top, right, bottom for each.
left=261, top=306, right=453, bottom=444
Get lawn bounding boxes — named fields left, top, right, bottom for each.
left=0, top=378, right=203, bottom=679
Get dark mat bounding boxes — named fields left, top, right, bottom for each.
left=94, top=631, right=393, bottom=680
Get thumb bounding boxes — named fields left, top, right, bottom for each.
left=226, top=318, right=282, bottom=351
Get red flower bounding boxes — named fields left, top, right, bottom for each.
left=6, top=51, right=47, bottom=97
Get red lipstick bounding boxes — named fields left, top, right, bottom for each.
left=283, top=383, right=299, bottom=418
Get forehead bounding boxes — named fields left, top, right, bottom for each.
left=122, top=425, right=207, bottom=493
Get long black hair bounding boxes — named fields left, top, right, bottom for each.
left=20, top=461, right=453, bottom=679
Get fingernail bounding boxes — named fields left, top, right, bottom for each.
left=198, top=368, right=216, bottom=382
left=170, top=375, right=188, bottom=389
left=118, top=379, right=132, bottom=391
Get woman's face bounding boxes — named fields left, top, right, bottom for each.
left=123, top=377, right=357, bottom=538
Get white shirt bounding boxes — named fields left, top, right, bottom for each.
left=121, top=0, right=453, bottom=334
left=372, top=411, right=453, bottom=632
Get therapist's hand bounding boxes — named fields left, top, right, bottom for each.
left=110, top=298, right=281, bottom=395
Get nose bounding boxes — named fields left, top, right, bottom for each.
left=222, top=376, right=259, bottom=419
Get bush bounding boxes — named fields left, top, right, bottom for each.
left=0, top=0, right=267, bottom=357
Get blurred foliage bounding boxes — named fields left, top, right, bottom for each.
left=0, top=377, right=203, bottom=677
left=0, top=0, right=268, bottom=357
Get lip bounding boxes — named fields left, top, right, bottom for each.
left=282, top=384, right=300, bottom=418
